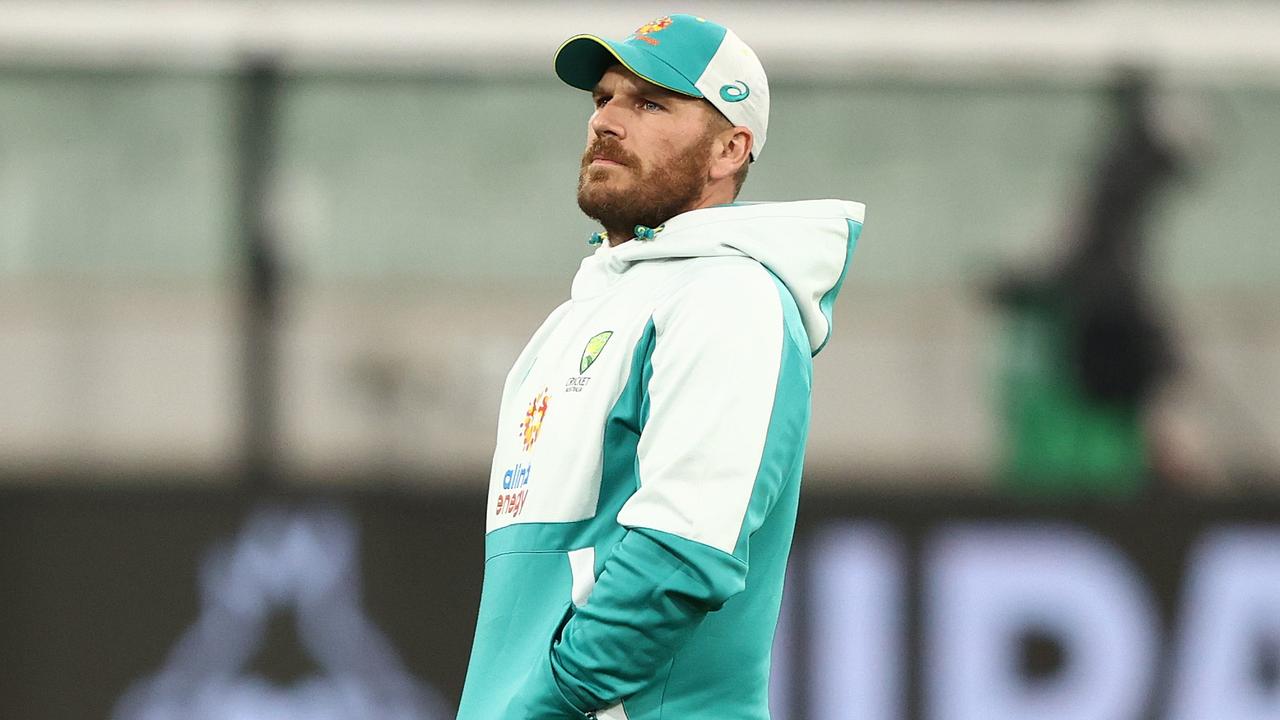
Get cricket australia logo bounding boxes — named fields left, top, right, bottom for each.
left=566, top=331, right=613, bottom=393
left=580, top=331, right=614, bottom=373
left=519, top=388, right=550, bottom=451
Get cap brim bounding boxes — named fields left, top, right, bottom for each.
left=554, top=35, right=702, bottom=98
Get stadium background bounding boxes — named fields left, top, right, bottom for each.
left=1, top=2, right=1278, bottom=718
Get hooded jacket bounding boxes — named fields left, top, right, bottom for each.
left=457, top=199, right=864, bottom=720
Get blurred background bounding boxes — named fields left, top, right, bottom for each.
left=1, top=1, right=1278, bottom=718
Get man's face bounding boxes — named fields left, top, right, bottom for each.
left=577, top=65, right=721, bottom=236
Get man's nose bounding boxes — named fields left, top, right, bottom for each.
left=589, top=102, right=626, bottom=140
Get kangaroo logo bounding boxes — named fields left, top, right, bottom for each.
left=719, top=81, right=750, bottom=103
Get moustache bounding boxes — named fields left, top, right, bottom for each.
left=581, top=139, right=639, bottom=170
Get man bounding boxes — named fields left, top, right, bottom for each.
left=457, top=14, right=863, bottom=720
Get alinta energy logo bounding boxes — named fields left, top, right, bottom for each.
left=497, top=389, right=549, bottom=518
left=519, top=388, right=550, bottom=452
left=631, top=16, right=672, bottom=45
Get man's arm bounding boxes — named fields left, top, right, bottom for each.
left=507, top=263, right=813, bottom=717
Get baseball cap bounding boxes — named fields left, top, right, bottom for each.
left=554, top=14, right=770, bottom=160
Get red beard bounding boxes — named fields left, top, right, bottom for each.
left=577, top=132, right=714, bottom=239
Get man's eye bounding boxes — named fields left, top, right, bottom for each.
left=641, top=100, right=664, bottom=112
left=594, top=96, right=610, bottom=108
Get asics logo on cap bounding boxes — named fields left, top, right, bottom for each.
left=719, top=81, right=750, bottom=103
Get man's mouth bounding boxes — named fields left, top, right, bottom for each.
left=591, top=156, right=625, bottom=167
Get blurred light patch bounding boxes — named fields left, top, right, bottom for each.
left=111, top=506, right=451, bottom=720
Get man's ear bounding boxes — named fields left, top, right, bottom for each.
left=710, top=126, right=753, bottom=182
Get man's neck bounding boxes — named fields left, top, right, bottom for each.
left=602, top=187, right=734, bottom=248
left=604, top=225, right=631, bottom=247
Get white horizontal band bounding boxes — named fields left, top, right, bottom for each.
left=0, top=1, right=1278, bottom=83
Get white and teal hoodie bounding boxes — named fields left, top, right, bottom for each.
left=458, top=199, right=864, bottom=720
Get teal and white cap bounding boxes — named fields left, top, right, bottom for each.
left=555, top=14, right=770, bottom=161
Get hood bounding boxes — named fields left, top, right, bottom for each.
left=572, top=199, right=864, bottom=355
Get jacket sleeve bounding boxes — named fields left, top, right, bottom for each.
left=505, top=263, right=813, bottom=717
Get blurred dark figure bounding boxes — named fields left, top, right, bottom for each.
left=994, top=70, right=1191, bottom=498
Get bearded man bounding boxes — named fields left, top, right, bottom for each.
left=457, top=14, right=864, bottom=720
